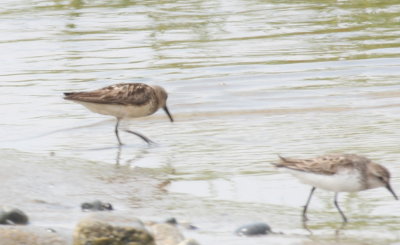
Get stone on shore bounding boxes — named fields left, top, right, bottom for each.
left=178, top=238, right=201, bottom=245
left=0, top=207, right=29, bottom=225
left=0, top=226, right=67, bottom=245
left=235, top=222, right=271, bottom=236
left=81, top=200, right=113, bottom=212
left=150, top=223, right=184, bottom=245
left=73, top=213, right=155, bottom=245
left=149, top=223, right=200, bottom=245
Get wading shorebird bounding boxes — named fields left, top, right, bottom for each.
left=64, top=83, right=173, bottom=145
left=273, top=154, right=398, bottom=223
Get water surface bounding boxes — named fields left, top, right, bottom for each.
left=1, top=0, right=400, bottom=244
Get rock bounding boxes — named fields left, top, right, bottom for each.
left=178, top=238, right=201, bottom=245
left=0, top=226, right=67, bottom=245
left=165, top=217, right=178, bottom=225
left=73, top=213, right=155, bottom=245
left=0, top=207, right=29, bottom=225
left=81, top=200, right=113, bottom=211
left=164, top=218, right=197, bottom=230
left=235, top=222, right=271, bottom=236
left=150, top=223, right=184, bottom=245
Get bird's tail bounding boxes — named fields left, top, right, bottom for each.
left=277, top=154, right=289, bottom=162
left=63, top=92, right=78, bottom=100
left=269, top=154, right=287, bottom=168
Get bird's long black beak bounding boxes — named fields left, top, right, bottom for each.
left=386, top=183, right=398, bottom=200
left=163, top=106, right=174, bottom=122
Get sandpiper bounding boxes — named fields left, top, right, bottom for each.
left=64, top=83, right=173, bottom=145
left=273, top=154, right=398, bottom=223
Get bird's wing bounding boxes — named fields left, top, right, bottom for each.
left=276, top=154, right=356, bottom=175
left=63, top=83, right=154, bottom=105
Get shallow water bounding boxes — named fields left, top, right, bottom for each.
left=1, top=0, right=400, bottom=244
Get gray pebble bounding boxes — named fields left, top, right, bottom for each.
left=235, top=222, right=271, bottom=236
left=165, top=217, right=177, bottom=225
left=81, top=200, right=113, bottom=211
left=0, top=207, right=29, bottom=225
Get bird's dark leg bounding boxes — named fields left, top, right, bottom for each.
left=334, top=192, right=348, bottom=223
left=115, top=118, right=123, bottom=145
left=302, top=187, right=316, bottom=222
left=124, top=129, right=154, bottom=145
left=115, top=145, right=122, bottom=165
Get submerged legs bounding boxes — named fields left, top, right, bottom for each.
left=302, top=187, right=316, bottom=222
left=302, top=188, right=348, bottom=223
left=334, top=193, right=348, bottom=223
left=114, top=118, right=154, bottom=145
left=124, top=129, right=154, bottom=145
left=115, top=118, right=122, bottom=145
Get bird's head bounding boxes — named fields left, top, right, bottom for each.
left=368, top=163, right=398, bottom=200
left=152, top=85, right=174, bottom=122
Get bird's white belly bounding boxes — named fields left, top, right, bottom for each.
left=76, top=101, right=155, bottom=118
left=287, top=169, right=364, bottom=192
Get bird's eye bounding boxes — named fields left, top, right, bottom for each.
left=378, top=176, right=384, bottom=181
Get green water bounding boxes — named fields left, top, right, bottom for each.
left=1, top=0, right=400, bottom=244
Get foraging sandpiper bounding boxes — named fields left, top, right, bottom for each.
left=273, top=153, right=398, bottom=222
left=64, top=83, right=173, bottom=145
